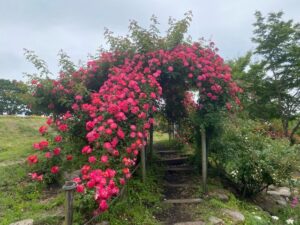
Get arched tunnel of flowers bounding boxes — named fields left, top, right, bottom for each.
left=27, top=42, right=242, bottom=213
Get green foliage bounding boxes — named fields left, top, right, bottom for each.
left=57, top=49, right=76, bottom=74
left=229, top=52, right=252, bottom=80
left=229, top=53, right=281, bottom=121
left=165, top=11, right=193, bottom=49
left=210, top=117, right=299, bottom=197
left=230, top=11, right=300, bottom=144
left=250, top=11, right=300, bottom=142
left=0, top=79, right=31, bottom=115
left=105, top=11, right=193, bottom=54
left=23, top=48, right=53, bottom=79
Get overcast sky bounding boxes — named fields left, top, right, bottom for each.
left=1, top=0, right=299, bottom=81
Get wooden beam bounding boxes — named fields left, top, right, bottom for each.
left=141, top=146, right=146, bottom=182
left=164, top=198, right=202, bottom=204
left=201, top=129, right=207, bottom=194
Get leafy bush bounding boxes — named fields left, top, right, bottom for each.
left=210, top=118, right=299, bottom=197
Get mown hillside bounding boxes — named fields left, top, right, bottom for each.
left=0, top=116, right=45, bottom=164
left=0, top=116, right=65, bottom=225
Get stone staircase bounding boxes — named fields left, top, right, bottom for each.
left=156, top=149, right=205, bottom=225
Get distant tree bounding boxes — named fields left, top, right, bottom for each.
left=229, top=52, right=280, bottom=120
left=251, top=11, right=300, bottom=144
left=0, top=79, right=30, bottom=115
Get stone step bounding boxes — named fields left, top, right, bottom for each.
left=157, top=150, right=178, bottom=154
left=164, top=182, right=199, bottom=188
left=9, top=219, right=34, bottom=225
left=173, top=221, right=205, bottom=225
left=166, top=166, right=195, bottom=172
left=164, top=198, right=202, bottom=204
left=157, top=157, right=189, bottom=165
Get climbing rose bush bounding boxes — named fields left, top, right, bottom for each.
left=27, top=43, right=242, bottom=213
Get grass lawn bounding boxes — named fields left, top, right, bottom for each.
left=0, top=116, right=65, bottom=225
left=0, top=116, right=45, bottom=164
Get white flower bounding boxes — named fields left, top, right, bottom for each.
left=271, top=216, right=279, bottom=221
left=230, top=170, right=238, bottom=177
left=286, top=218, right=294, bottom=224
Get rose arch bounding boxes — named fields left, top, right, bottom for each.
left=27, top=42, right=242, bottom=213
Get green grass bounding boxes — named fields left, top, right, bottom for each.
left=0, top=116, right=45, bottom=163
left=0, top=116, right=65, bottom=225
left=0, top=179, right=65, bottom=225
left=0, top=164, right=65, bottom=225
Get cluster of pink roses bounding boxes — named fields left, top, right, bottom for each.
left=27, top=43, right=242, bottom=213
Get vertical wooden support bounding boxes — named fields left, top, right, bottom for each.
left=149, top=122, right=154, bottom=163
left=194, top=126, right=201, bottom=172
left=173, top=123, right=176, bottom=139
left=141, top=145, right=146, bottom=182
left=63, top=181, right=77, bottom=225
left=201, top=129, right=207, bottom=194
left=168, top=122, right=171, bottom=142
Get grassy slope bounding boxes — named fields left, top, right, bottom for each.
left=0, top=116, right=45, bottom=163
left=0, top=116, right=65, bottom=225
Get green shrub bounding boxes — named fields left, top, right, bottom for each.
left=210, top=118, right=299, bottom=197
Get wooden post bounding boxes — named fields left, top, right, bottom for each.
left=62, top=181, right=77, bottom=225
left=173, top=123, right=176, bottom=139
left=149, top=122, right=154, bottom=163
left=168, top=122, right=171, bottom=142
left=141, top=145, right=146, bottom=182
left=194, top=126, right=201, bottom=172
left=201, top=129, right=207, bottom=194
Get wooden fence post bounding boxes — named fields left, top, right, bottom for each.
left=141, top=145, right=146, bottom=182
left=149, top=122, right=154, bottom=163
left=201, top=129, right=207, bottom=194
left=62, top=181, right=77, bottom=225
